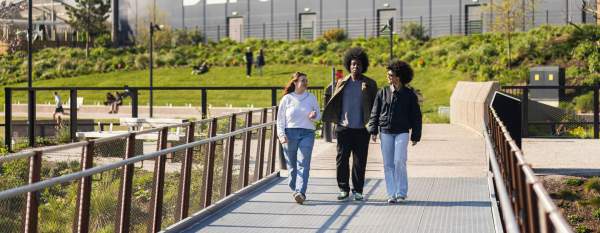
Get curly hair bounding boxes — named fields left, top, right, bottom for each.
left=342, top=47, right=369, bottom=74
left=387, top=59, right=414, bottom=84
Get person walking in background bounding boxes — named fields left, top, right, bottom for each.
left=277, top=72, right=321, bottom=204
left=245, top=47, right=254, bottom=78
left=104, top=92, right=116, bottom=113
left=52, top=92, right=65, bottom=128
left=322, top=48, right=378, bottom=201
left=367, top=59, right=422, bottom=204
left=256, top=49, right=265, bottom=76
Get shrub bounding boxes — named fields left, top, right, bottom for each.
left=321, top=28, right=347, bottom=42
left=94, top=34, right=113, bottom=48
left=568, top=214, right=584, bottom=224
left=575, top=225, right=592, bottom=233
left=584, top=177, right=600, bottom=194
left=573, top=92, right=594, bottom=113
left=564, top=178, right=584, bottom=186
left=593, top=208, right=600, bottom=220
left=401, top=23, right=429, bottom=41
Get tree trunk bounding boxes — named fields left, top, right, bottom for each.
left=85, top=32, right=89, bottom=58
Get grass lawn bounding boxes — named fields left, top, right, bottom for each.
left=1, top=64, right=467, bottom=122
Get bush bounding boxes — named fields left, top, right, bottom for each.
left=584, top=177, right=600, bottom=194
left=573, top=92, right=594, bottom=113
left=401, top=23, right=429, bottom=41
left=564, top=178, right=584, bottom=186
left=321, top=28, right=347, bottom=42
left=94, top=34, right=113, bottom=48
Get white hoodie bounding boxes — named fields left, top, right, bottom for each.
left=276, top=92, right=321, bottom=138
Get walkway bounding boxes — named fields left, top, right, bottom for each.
left=178, top=124, right=496, bottom=232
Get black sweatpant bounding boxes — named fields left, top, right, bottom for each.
left=335, top=125, right=370, bottom=194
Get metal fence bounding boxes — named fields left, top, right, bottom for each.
left=501, top=85, right=599, bottom=139
left=0, top=107, right=280, bottom=232
left=485, top=104, right=573, bottom=233
left=3, top=86, right=325, bottom=151
left=201, top=10, right=595, bottom=42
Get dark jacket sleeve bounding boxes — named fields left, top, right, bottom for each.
left=409, top=90, right=423, bottom=142
left=367, top=89, right=383, bottom=135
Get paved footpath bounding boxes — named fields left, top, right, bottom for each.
left=182, top=124, right=496, bottom=233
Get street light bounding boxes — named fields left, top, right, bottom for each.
left=149, top=22, right=163, bottom=118
left=380, top=17, right=394, bottom=61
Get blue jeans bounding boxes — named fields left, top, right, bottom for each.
left=282, top=128, right=315, bottom=195
left=379, top=133, right=409, bottom=198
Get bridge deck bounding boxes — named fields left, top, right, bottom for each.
left=179, top=124, right=496, bottom=233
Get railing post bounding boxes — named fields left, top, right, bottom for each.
left=450, top=14, right=453, bottom=35
left=73, top=141, right=94, bottom=233
left=5, top=88, right=12, bottom=151
left=201, top=88, right=208, bottom=119
left=217, top=25, right=221, bottom=41
left=525, top=180, right=540, bottom=233
left=267, top=107, right=278, bottom=174
left=521, top=87, right=529, bottom=138
left=222, top=114, right=236, bottom=198
left=176, top=122, right=195, bottom=221
left=150, top=128, right=168, bottom=232
left=254, top=108, right=268, bottom=181
left=286, top=21, right=290, bottom=41
left=28, top=88, right=36, bottom=147
left=131, top=88, right=138, bottom=118
left=69, top=89, right=77, bottom=142
left=201, top=118, right=218, bottom=208
left=239, top=112, right=253, bottom=189
left=271, top=88, right=277, bottom=107
left=593, top=84, right=599, bottom=139
left=115, top=133, right=136, bottom=233
left=23, top=150, right=42, bottom=233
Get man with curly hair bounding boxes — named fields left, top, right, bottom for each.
left=322, top=47, right=378, bottom=201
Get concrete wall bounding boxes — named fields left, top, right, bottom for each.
left=450, top=81, right=499, bottom=134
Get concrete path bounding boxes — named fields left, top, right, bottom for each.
left=180, top=124, right=495, bottom=233
left=522, top=138, right=600, bottom=176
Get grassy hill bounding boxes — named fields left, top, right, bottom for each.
left=3, top=64, right=466, bottom=123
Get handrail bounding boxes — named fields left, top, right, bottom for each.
left=487, top=106, right=573, bottom=233
left=0, top=121, right=275, bottom=200
left=483, top=129, right=520, bottom=233
left=0, top=106, right=281, bottom=232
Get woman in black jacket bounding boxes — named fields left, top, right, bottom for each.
left=367, top=59, right=422, bottom=204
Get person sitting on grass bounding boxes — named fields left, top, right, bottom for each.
left=192, top=62, right=210, bottom=75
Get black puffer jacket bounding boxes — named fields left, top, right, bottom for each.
left=367, top=86, right=422, bottom=142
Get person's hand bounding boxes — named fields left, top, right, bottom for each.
left=279, top=136, right=288, bottom=144
left=411, top=141, right=418, bottom=146
left=371, top=135, right=377, bottom=142
left=308, top=111, right=317, bottom=120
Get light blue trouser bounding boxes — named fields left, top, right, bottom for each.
left=380, top=133, right=409, bottom=198
left=282, top=128, right=315, bottom=195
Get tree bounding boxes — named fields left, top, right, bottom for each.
left=486, top=0, right=538, bottom=33
left=63, top=0, right=110, bottom=57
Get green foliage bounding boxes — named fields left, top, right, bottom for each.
left=63, top=0, right=111, bottom=46
left=401, top=23, right=429, bottom=41
left=94, top=33, right=113, bottom=48
left=568, top=214, right=585, bottom=224
left=573, top=92, right=594, bottom=113
left=584, top=177, right=600, bottom=194
left=321, top=28, right=347, bottom=42
left=593, top=208, right=600, bottom=220
left=564, top=178, right=585, bottom=186
left=557, top=189, right=580, bottom=201
left=575, top=225, right=592, bottom=233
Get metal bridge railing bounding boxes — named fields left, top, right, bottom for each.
left=0, top=106, right=280, bottom=233
left=486, top=106, right=573, bottom=233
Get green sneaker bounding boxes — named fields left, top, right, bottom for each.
left=337, top=191, right=349, bottom=200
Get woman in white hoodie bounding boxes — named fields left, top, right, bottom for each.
left=277, top=72, right=321, bottom=204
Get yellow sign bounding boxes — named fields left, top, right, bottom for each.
left=534, top=74, right=540, bottom=81
left=548, top=74, right=554, bottom=81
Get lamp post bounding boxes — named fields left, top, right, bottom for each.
left=27, top=0, right=34, bottom=147
left=149, top=22, right=163, bottom=118
left=380, top=17, right=394, bottom=61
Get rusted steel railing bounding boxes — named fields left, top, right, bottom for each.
left=486, top=106, right=573, bottom=233
left=0, top=107, right=279, bottom=233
